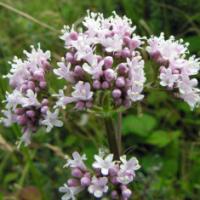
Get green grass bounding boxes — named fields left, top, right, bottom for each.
left=0, top=0, right=200, bottom=199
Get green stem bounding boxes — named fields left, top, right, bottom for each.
left=104, top=114, right=122, bottom=160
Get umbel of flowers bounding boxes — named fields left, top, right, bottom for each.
left=53, top=11, right=146, bottom=111
left=1, top=45, right=63, bottom=145
left=59, top=150, right=140, bottom=200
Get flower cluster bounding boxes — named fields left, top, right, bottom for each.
left=59, top=150, right=140, bottom=200
left=147, top=33, right=200, bottom=109
left=54, top=11, right=146, bottom=111
left=1, top=45, right=63, bottom=145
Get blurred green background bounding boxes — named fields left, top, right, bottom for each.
left=0, top=0, right=200, bottom=199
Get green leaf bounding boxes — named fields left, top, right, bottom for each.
left=147, top=130, right=181, bottom=147
left=122, top=114, right=157, bottom=137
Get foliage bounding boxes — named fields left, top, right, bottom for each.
left=0, top=0, right=200, bottom=199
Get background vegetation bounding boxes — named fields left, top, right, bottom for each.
left=0, top=0, right=200, bottom=199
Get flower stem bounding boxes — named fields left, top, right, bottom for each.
left=104, top=113, right=122, bottom=160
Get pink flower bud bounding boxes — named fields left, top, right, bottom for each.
left=26, top=110, right=35, bottom=118
left=129, top=39, right=140, bottom=50
left=17, top=115, right=27, bottom=125
left=66, top=52, right=74, bottom=63
left=71, top=168, right=83, bottom=178
left=118, top=63, right=129, bottom=75
left=123, top=36, right=131, bottom=45
left=33, top=70, right=44, bottom=81
left=39, top=81, right=47, bottom=89
left=67, top=178, right=79, bottom=187
left=41, top=106, right=48, bottom=114
left=21, top=84, right=28, bottom=92
left=116, top=77, right=125, bottom=88
left=111, top=190, right=119, bottom=199
left=104, top=69, right=115, bottom=82
left=28, top=81, right=35, bottom=90
left=109, top=167, right=118, bottom=176
left=15, top=108, right=25, bottom=115
left=122, top=188, right=132, bottom=198
left=104, top=56, right=113, bottom=69
left=121, top=48, right=131, bottom=58
left=80, top=177, right=91, bottom=186
left=102, top=81, right=109, bottom=89
left=112, top=89, right=122, bottom=98
left=70, top=32, right=78, bottom=40
left=111, top=176, right=118, bottom=184
left=74, top=65, right=84, bottom=77
left=93, top=80, right=101, bottom=89
left=75, top=101, right=85, bottom=110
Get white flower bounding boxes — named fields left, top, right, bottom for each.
left=4, top=90, right=24, bottom=110
left=160, top=67, right=179, bottom=88
left=54, top=59, right=75, bottom=83
left=88, top=176, right=108, bottom=198
left=117, top=155, right=140, bottom=184
left=83, top=58, right=104, bottom=79
left=59, top=184, right=83, bottom=200
left=0, top=109, right=16, bottom=127
left=23, top=90, right=41, bottom=108
left=65, top=152, right=87, bottom=170
left=23, top=44, right=51, bottom=68
left=93, top=153, right=115, bottom=175
left=72, top=81, right=93, bottom=101
left=41, top=109, right=63, bottom=132
left=100, top=34, right=123, bottom=52
left=120, top=155, right=141, bottom=172
left=147, top=33, right=188, bottom=61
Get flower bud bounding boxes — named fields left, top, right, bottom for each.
left=67, top=179, right=79, bottom=187
left=15, top=108, right=25, bottom=115
left=118, top=63, right=129, bottom=75
left=70, top=32, right=78, bottom=40
left=111, top=190, right=119, bottom=199
left=102, top=81, right=109, bottom=89
left=17, top=115, right=27, bottom=125
left=26, top=110, right=35, bottom=118
left=122, top=188, right=132, bottom=198
left=28, top=81, right=35, bottom=90
left=104, top=69, right=115, bottom=82
left=39, top=81, right=47, bottom=89
left=75, top=101, right=85, bottom=110
left=111, top=177, right=118, bottom=184
left=93, top=80, right=101, bottom=89
left=41, top=106, right=48, bottom=114
left=80, top=176, right=91, bottom=186
left=116, top=77, right=125, bottom=88
left=74, top=65, right=84, bottom=77
left=71, top=168, right=83, bottom=178
left=121, top=47, right=131, bottom=58
left=129, top=39, right=140, bottom=50
left=104, top=56, right=113, bottom=69
left=66, top=52, right=74, bottom=63
left=112, top=89, right=122, bottom=99
left=33, top=70, right=44, bottom=81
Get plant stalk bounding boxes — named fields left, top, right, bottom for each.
left=104, top=113, right=122, bottom=160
